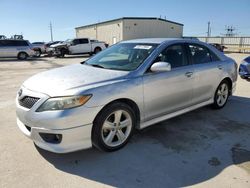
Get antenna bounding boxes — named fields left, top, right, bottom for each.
left=223, top=25, right=237, bottom=36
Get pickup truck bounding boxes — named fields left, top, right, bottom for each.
left=52, top=38, right=107, bottom=57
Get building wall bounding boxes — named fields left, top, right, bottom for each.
left=76, top=20, right=123, bottom=45
left=122, top=19, right=183, bottom=40
left=76, top=19, right=183, bottom=45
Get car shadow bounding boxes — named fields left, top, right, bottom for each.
left=36, top=95, right=250, bottom=187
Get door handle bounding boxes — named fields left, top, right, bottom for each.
left=185, top=72, right=193, bottom=77
left=217, top=64, right=223, bottom=70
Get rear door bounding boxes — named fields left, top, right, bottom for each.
left=143, top=43, right=194, bottom=121
left=0, top=40, right=5, bottom=57
left=78, top=38, right=91, bottom=53
left=0, top=40, right=14, bottom=57
left=187, top=43, right=222, bottom=104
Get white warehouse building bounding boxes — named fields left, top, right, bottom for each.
left=75, top=17, right=183, bottom=45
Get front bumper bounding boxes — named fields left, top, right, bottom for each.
left=239, top=64, right=250, bottom=78
left=17, top=117, right=93, bottom=153
left=16, top=87, right=103, bottom=153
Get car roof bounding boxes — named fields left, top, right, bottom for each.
left=121, top=38, right=184, bottom=44
left=121, top=38, right=203, bottom=44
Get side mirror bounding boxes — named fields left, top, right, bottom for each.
left=150, top=62, right=171, bottom=72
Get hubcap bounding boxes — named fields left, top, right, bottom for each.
left=101, top=110, right=132, bottom=147
left=216, top=83, right=229, bottom=107
left=20, top=53, right=26, bottom=59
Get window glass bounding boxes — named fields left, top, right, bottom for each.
left=85, top=43, right=158, bottom=71
left=79, top=39, right=89, bottom=44
left=188, top=44, right=212, bottom=64
left=16, top=41, right=28, bottom=46
left=155, top=45, right=188, bottom=68
left=209, top=50, right=220, bottom=61
left=72, top=39, right=80, bottom=45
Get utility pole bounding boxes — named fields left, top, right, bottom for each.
left=49, top=22, right=53, bottom=42
left=207, top=21, right=211, bottom=37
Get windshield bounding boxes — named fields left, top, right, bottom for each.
left=64, top=39, right=72, bottom=44
left=85, top=43, right=158, bottom=71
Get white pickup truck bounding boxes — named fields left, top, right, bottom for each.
left=52, top=38, right=107, bottom=57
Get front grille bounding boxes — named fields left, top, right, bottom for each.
left=19, top=96, right=40, bottom=109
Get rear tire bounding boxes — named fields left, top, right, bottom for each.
left=17, top=52, right=28, bottom=60
left=212, top=80, right=230, bottom=109
left=94, top=47, right=101, bottom=54
left=92, top=102, right=136, bottom=152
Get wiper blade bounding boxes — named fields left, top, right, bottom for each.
left=90, top=64, right=105, bottom=69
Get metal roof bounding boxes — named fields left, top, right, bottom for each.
left=120, top=38, right=183, bottom=44
left=75, top=17, right=183, bottom=30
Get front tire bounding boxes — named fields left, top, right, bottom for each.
left=34, top=49, right=41, bottom=57
left=212, top=80, right=230, bottom=109
left=92, top=102, right=136, bottom=152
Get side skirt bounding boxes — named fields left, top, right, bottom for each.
left=139, top=99, right=213, bottom=129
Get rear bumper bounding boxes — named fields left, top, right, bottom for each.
left=17, top=117, right=92, bottom=153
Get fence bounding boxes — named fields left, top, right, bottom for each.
left=194, top=36, right=250, bottom=52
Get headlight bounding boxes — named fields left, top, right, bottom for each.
left=36, top=95, right=92, bottom=112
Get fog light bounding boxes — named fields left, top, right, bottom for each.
left=39, top=133, right=62, bottom=144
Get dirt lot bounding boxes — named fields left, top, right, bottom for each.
left=0, top=53, right=250, bottom=188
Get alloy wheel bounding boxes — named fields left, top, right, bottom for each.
left=216, top=83, right=229, bottom=107
left=101, top=110, right=132, bottom=147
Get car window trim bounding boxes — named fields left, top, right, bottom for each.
left=144, top=43, right=191, bottom=74
left=187, top=42, right=216, bottom=65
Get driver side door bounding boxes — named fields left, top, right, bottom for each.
left=143, top=44, right=194, bottom=122
left=69, top=39, right=80, bottom=54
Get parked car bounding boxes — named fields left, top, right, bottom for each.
left=239, top=56, right=250, bottom=79
left=0, top=39, right=35, bottom=60
left=0, top=35, right=7, bottom=39
left=44, top=41, right=62, bottom=56
left=16, top=38, right=237, bottom=153
left=32, top=42, right=46, bottom=57
left=52, top=38, right=107, bottom=57
left=209, top=43, right=226, bottom=52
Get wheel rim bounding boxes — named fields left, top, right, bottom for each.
left=216, top=83, right=229, bottom=107
left=20, top=53, right=26, bottom=59
left=101, top=110, right=132, bottom=147
left=34, top=51, right=40, bottom=56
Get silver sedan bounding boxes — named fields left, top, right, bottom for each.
left=16, top=38, right=237, bottom=153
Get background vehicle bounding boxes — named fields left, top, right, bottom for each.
left=32, top=42, right=46, bottom=57
left=0, top=35, right=7, bottom=39
left=209, top=43, right=226, bottom=52
left=44, top=41, right=62, bottom=56
left=16, top=38, right=237, bottom=153
left=239, top=56, right=250, bottom=79
left=52, top=38, right=107, bottom=57
left=0, top=39, right=34, bottom=60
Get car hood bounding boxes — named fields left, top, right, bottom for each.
left=23, top=64, right=129, bottom=96
left=50, top=43, right=67, bottom=48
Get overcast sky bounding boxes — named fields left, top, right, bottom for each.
left=1, top=0, right=250, bottom=42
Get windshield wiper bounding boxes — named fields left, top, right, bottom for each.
left=89, top=64, right=105, bottom=69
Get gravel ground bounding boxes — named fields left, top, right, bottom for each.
left=0, top=53, right=250, bottom=188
